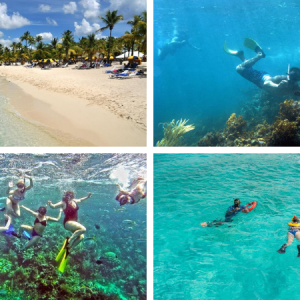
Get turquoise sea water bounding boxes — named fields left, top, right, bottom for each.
left=154, top=154, right=300, bottom=299
left=0, top=154, right=146, bottom=300
left=154, top=0, right=300, bottom=145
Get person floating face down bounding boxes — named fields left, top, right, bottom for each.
left=201, top=198, right=249, bottom=227
left=115, top=177, right=147, bottom=206
left=277, top=215, right=300, bottom=257
left=223, top=38, right=300, bottom=96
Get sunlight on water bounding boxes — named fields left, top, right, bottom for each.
left=154, top=154, right=300, bottom=299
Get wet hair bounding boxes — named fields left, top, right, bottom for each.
left=38, top=206, right=47, bottom=215
left=289, top=67, right=300, bottom=82
left=63, top=191, right=75, bottom=202
left=119, top=195, right=129, bottom=206
left=292, top=215, right=300, bottom=223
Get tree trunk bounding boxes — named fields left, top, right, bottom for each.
left=108, top=30, right=112, bottom=65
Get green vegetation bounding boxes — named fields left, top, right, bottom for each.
left=0, top=10, right=147, bottom=63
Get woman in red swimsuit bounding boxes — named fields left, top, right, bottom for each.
left=47, top=191, right=92, bottom=253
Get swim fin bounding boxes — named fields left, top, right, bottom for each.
left=223, top=41, right=245, bottom=61
left=243, top=38, right=265, bottom=57
left=297, top=245, right=300, bottom=257
left=277, top=243, right=287, bottom=254
left=0, top=207, right=5, bottom=212
left=58, top=249, right=69, bottom=273
left=22, top=231, right=31, bottom=240
left=56, top=237, right=69, bottom=262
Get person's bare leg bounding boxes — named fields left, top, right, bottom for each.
left=64, top=221, right=86, bottom=250
left=286, top=232, right=294, bottom=246
left=69, top=234, right=84, bottom=250
left=24, top=236, right=41, bottom=250
left=236, top=52, right=265, bottom=73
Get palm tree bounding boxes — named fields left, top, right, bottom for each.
left=61, top=30, right=74, bottom=61
left=28, top=35, right=35, bottom=60
left=20, top=31, right=30, bottom=48
left=97, top=10, right=123, bottom=64
left=35, top=35, right=43, bottom=44
left=82, top=34, right=98, bottom=62
left=50, top=38, right=59, bottom=50
left=135, top=11, right=147, bottom=54
left=33, top=42, right=50, bottom=60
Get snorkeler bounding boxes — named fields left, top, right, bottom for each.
left=115, top=177, right=147, bottom=206
left=224, top=38, right=300, bottom=96
left=201, top=198, right=249, bottom=227
left=19, top=205, right=62, bottom=250
left=0, top=214, right=11, bottom=232
left=47, top=191, right=92, bottom=272
left=277, top=215, right=300, bottom=256
left=158, top=32, right=201, bottom=60
left=6, top=175, right=33, bottom=217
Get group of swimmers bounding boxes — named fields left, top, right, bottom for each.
left=0, top=176, right=147, bottom=257
left=159, top=33, right=300, bottom=97
left=201, top=198, right=300, bottom=256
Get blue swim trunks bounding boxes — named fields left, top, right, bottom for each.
left=289, top=230, right=299, bottom=236
left=239, top=67, right=270, bottom=88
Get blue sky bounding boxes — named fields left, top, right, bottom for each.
left=0, top=0, right=146, bottom=47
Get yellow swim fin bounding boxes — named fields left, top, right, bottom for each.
left=56, top=237, right=68, bottom=262
left=58, top=250, right=69, bottom=273
left=223, top=41, right=245, bottom=61
left=243, top=37, right=264, bottom=54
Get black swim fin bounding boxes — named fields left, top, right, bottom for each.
left=277, top=243, right=287, bottom=254
left=297, top=245, right=300, bottom=257
left=0, top=207, right=5, bottom=212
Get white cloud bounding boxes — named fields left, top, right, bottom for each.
left=46, top=17, right=58, bottom=26
left=108, top=0, right=146, bottom=19
left=0, top=38, right=18, bottom=47
left=36, top=32, right=53, bottom=41
left=39, top=4, right=51, bottom=12
left=74, top=18, right=100, bottom=37
left=0, top=3, right=30, bottom=29
left=0, top=31, right=3, bottom=38
left=63, top=2, right=77, bottom=14
left=79, top=0, right=100, bottom=20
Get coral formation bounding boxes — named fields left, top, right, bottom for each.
left=198, top=99, right=300, bottom=147
left=156, top=119, right=195, bottom=146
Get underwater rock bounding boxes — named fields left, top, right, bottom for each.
left=198, top=99, right=300, bottom=146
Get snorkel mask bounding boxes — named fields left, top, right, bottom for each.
left=234, top=198, right=241, bottom=207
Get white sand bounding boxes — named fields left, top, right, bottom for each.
left=0, top=63, right=147, bottom=146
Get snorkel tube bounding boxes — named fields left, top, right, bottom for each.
left=287, top=63, right=290, bottom=81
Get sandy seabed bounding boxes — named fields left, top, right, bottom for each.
left=0, top=63, right=147, bottom=146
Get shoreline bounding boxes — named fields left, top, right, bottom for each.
left=0, top=65, right=146, bottom=146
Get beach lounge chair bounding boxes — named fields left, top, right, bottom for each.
left=116, top=71, right=140, bottom=79
left=105, top=66, right=117, bottom=73
left=109, top=70, right=130, bottom=79
left=61, top=63, right=68, bottom=68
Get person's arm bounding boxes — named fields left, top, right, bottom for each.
left=6, top=181, right=14, bottom=195
left=227, top=207, right=240, bottom=214
left=271, top=75, right=288, bottom=84
left=117, top=184, right=130, bottom=195
left=24, top=175, right=33, bottom=191
left=47, top=200, right=64, bottom=209
left=187, top=40, right=202, bottom=51
left=74, top=192, right=92, bottom=203
left=20, top=205, right=38, bottom=217
left=47, top=209, right=63, bottom=222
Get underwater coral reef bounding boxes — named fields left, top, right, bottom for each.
left=198, top=98, right=300, bottom=147
left=0, top=154, right=147, bottom=300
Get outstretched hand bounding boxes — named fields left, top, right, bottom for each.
left=87, top=192, right=92, bottom=198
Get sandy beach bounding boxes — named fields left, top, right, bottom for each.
left=0, top=63, right=146, bottom=146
